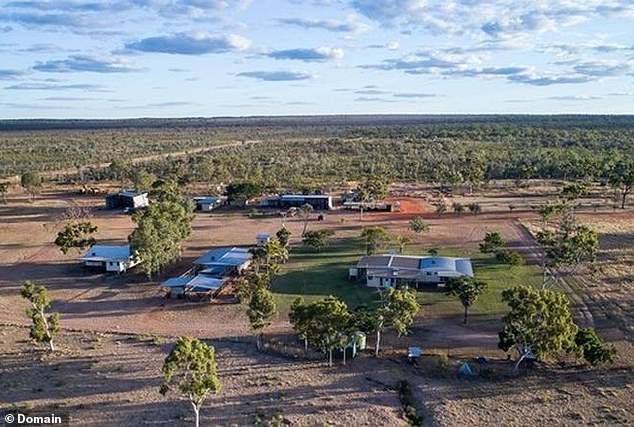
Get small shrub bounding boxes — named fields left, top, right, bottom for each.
left=467, top=203, right=481, bottom=215
left=575, top=327, right=616, bottom=366
left=435, top=354, right=449, bottom=373
left=496, top=249, right=524, bottom=266
left=396, top=380, right=423, bottom=426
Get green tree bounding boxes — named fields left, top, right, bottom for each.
left=304, top=296, right=351, bottom=367
left=561, top=182, right=589, bottom=202
left=236, top=272, right=271, bottom=303
left=409, top=217, right=430, bottom=234
left=21, top=281, right=60, bottom=352
left=608, top=158, right=634, bottom=209
left=452, top=202, right=464, bottom=214
left=226, top=182, right=263, bottom=205
left=434, top=200, right=447, bottom=216
left=129, top=190, right=194, bottom=278
left=131, top=169, right=155, bottom=193
left=302, top=229, right=335, bottom=251
left=356, top=175, right=388, bottom=220
left=276, top=227, right=291, bottom=248
left=251, top=238, right=287, bottom=275
left=479, top=231, right=504, bottom=254
left=467, top=202, right=482, bottom=215
left=54, top=221, right=98, bottom=254
left=498, top=286, right=577, bottom=370
left=575, top=327, right=616, bottom=366
left=108, top=159, right=131, bottom=184
left=289, top=297, right=312, bottom=351
left=495, top=249, right=524, bottom=266
left=361, top=226, right=389, bottom=255
left=160, top=337, right=221, bottom=427
left=444, top=277, right=488, bottom=324
left=21, top=172, right=42, bottom=201
left=393, top=235, right=411, bottom=255
left=373, top=288, right=420, bottom=357
left=247, top=285, right=277, bottom=349
left=299, top=203, right=314, bottom=235
left=537, top=212, right=598, bottom=288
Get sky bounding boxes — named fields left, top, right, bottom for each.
left=1, top=0, right=634, bottom=118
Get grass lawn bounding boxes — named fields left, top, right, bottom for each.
left=271, top=238, right=543, bottom=321
left=271, top=238, right=378, bottom=316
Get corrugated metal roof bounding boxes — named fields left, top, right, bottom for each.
left=357, top=254, right=473, bottom=277
left=193, top=247, right=252, bottom=267
left=161, top=275, right=225, bottom=290
left=81, top=245, right=131, bottom=262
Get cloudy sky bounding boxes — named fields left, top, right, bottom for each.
left=1, top=0, right=634, bottom=118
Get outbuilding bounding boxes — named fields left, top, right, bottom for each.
left=193, top=247, right=252, bottom=276
left=193, top=196, right=223, bottom=212
left=105, top=190, right=149, bottom=210
left=262, top=194, right=333, bottom=210
left=80, top=245, right=140, bottom=273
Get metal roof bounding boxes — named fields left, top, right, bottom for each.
left=193, top=247, right=252, bottom=267
left=80, top=245, right=132, bottom=262
left=357, top=254, right=473, bottom=277
left=194, top=196, right=220, bottom=204
left=161, top=275, right=225, bottom=291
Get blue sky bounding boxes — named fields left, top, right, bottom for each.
left=1, top=0, right=634, bottom=118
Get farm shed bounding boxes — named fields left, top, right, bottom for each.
left=105, top=190, right=149, bottom=210
left=193, top=196, right=223, bottom=212
left=80, top=245, right=140, bottom=273
left=263, top=194, right=333, bottom=210
left=193, top=247, right=252, bottom=276
left=350, top=255, right=473, bottom=289
left=160, top=275, right=226, bottom=298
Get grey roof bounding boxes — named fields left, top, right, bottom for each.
left=357, top=254, right=473, bottom=277
left=161, top=275, right=225, bottom=291
left=194, top=196, right=221, bottom=204
left=81, top=245, right=132, bottom=262
left=280, top=194, right=331, bottom=200
left=193, top=247, right=252, bottom=267
left=117, top=190, right=147, bottom=198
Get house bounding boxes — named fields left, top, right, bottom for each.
left=160, top=275, right=226, bottom=298
left=262, top=194, right=333, bottom=210
left=80, top=245, right=140, bottom=273
left=193, top=247, right=252, bottom=276
left=105, top=190, right=149, bottom=210
left=349, top=255, right=473, bottom=289
left=256, top=233, right=271, bottom=247
left=193, top=196, right=223, bottom=212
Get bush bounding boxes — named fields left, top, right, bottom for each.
left=467, top=203, right=481, bottom=215
left=435, top=354, right=449, bottom=373
left=496, top=249, right=524, bottom=266
left=575, top=327, right=616, bottom=366
left=396, top=380, right=423, bottom=426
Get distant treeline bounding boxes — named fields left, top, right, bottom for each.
left=2, top=116, right=634, bottom=186
left=3, top=114, right=634, bottom=131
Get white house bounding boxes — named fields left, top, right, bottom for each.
left=350, top=255, right=473, bottom=289
left=80, top=245, right=140, bottom=273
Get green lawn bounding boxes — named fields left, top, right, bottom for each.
left=271, top=238, right=379, bottom=316
left=271, top=238, right=543, bottom=321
